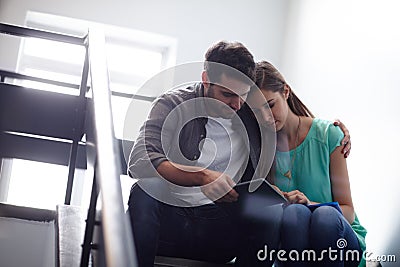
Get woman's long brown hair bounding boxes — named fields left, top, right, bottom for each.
left=255, top=60, right=314, bottom=118
left=254, top=61, right=314, bottom=185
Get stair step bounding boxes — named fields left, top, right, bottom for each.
left=0, top=202, right=55, bottom=221
left=0, top=203, right=56, bottom=267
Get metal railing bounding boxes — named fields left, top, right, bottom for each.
left=0, top=22, right=137, bottom=267
left=86, top=26, right=137, bottom=267
left=0, top=23, right=84, bottom=45
left=1, top=22, right=87, bottom=205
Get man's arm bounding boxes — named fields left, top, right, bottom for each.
left=128, top=93, right=238, bottom=202
left=156, top=161, right=238, bottom=202
left=333, top=119, right=351, bottom=158
left=128, top=96, right=173, bottom=178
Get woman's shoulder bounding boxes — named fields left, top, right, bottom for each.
left=311, top=118, right=342, bottom=134
left=313, top=118, right=333, bottom=127
left=311, top=118, right=344, bottom=151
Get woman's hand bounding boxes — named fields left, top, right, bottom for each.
left=284, top=190, right=311, bottom=205
left=271, top=184, right=284, bottom=195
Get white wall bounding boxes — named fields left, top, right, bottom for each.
left=0, top=217, right=55, bottom=267
left=281, top=0, right=400, bottom=260
left=0, top=0, right=289, bottom=70
left=4, top=0, right=397, bottom=263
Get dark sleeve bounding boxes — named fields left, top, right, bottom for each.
left=127, top=96, right=175, bottom=178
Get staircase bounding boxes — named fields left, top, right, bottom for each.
left=0, top=23, right=135, bottom=267
left=0, top=203, right=56, bottom=267
left=0, top=23, right=237, bottom=267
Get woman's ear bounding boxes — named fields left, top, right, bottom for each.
left=283, top=84, right=290, bottom=100
left=202, top=71, right=210, bottom=90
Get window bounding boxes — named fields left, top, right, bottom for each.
left=1, top=11, right=177, bottom=210
left=7, top=159, right=88, bottom=210
left=20, top=11, right=177, bottom=139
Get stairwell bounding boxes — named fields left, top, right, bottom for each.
left=0, top=203, right=56, bottom=267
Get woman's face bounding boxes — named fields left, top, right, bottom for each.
left=248, top=88, right=289, bottom=132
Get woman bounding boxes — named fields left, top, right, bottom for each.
left=247, top=61, right=367, bottom=267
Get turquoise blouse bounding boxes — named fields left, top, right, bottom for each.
left=275, top=118, right=367, bottom=265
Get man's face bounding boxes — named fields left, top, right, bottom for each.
left=203, top=72, right=251, bottom=119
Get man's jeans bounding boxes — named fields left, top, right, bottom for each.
left=278, top=204, right=362, bottom=267
left=127, top=178, right=283, bottom=267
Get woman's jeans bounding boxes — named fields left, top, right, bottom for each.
left=278, top=204, right=362, bottom=267
left=127, top=178, right=283, bottom=267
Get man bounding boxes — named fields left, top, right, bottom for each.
left=127, top=41, right=350, bottom=266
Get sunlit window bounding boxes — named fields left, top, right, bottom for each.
left=2, top=11, right=176, bottom=210
left=18, top=68, right=81, bottom=95
left=23, top=38, right=86, bottom=65
left=7, top=159, right=91, bottom=210
left=107, top=43, right=163, bottom=78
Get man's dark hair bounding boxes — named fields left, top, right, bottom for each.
left=204, top=41, right=256, bottom=85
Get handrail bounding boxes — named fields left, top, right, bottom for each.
left=0, top=23, right=85, bottom=45
left=0, top=22, right=88, bottom=205
left=0, top=22, right=137, bottom=266
left=87, top=26, right=137, bottom=267
left=0, top=69, right=81, bottom=89
left=0, top=69, right=156, bottom=102
left=0, top=22, right=86, bottom=91
left=111, top=91, right=156, bottom=102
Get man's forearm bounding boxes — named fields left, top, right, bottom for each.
left=156, top=161, right=208, bottom=186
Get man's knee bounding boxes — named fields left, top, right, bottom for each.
left=128, top=177, right=169, bottom=208
left=243, top=204, right=283, bottom=248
